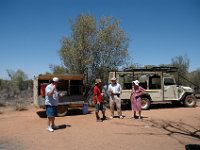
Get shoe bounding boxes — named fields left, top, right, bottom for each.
left=96, top=118, right=103, bottom=122
left=119, top=116, right=124, bottom=119
left=52, top=125, right=59, bottom=130
left=102, top=116, right=107, bottom=120
left=138, top=116, right=142, bottom=119
left=47, top=126, right=54, bottom=132
left=109, top=116, right=113, bottom=119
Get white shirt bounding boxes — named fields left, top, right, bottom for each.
left=108, top=83, right=122, bottom=94
left=45, top=84, right=59, bottom=106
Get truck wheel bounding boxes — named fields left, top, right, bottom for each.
left=183, top=95, right=197, bottom=107
left=57, top=105, right=68, bottom=117
left=141, top=98, right=150, bottom=110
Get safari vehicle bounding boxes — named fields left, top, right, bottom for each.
left=33, top=74, right=85, bottom=116
left=108, top=66, right=197, bottom=109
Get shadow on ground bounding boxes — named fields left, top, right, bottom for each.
left=36, top=108, right=93, bottom=118
left=120, top=101, right=199, bottom=111
left=144, top=119, right=200, bottom=145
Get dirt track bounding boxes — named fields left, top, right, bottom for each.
left=0, top=102, right=200, bottom=150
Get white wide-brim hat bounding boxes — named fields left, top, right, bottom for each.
left=52, top=77, right=59, bottom=82
left=132, top=80, right=140, bottom=86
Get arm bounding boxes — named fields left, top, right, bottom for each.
left=47, top=85, right=56, bottom=97
left=118, top=83, right=122, bottom=94
left=135, top=87, right=145, bottom=98
left=108, top=85, right=113, bottom=95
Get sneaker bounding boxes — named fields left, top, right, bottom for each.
left=109, top=116, right=113, bottom=119
left=119, top=116, right=124, bottom=119
left=47, top=126, right=54, bottom=132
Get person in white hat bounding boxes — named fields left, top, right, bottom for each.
left=45, top=77, right=60, bottom=132
left=108, top=77, right=123, bottom=119
left=130, top=80, right=145, bottom=119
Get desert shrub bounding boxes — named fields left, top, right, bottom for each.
left=14, top=100, right=28, bottom=111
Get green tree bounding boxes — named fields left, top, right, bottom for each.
left=49, top=64, right=68, bottom=74
left=189, top=68, right=200, bottom=93
left=59, top=14, right=96, bottom=75
left=6, top=69, right=29, bottom=95
left=92, top=16, right=129, bottom=81
left=59, top=14, right=129, bottom=84
left=171, top=55, right=190, bottom=85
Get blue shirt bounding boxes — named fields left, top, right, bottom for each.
left=45, top=84, right=58, bottom=106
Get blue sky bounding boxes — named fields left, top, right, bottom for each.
left=0, top=0, right=200, bottom=79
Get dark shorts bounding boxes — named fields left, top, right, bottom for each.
left=95, top=103, right=106, bottom=112
left=46, top=105, right=57, bottom=117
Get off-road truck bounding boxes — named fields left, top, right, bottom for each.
left=108, top=67, right=197, bottom=109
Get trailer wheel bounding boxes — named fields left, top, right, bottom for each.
left=57, top=105, right=68, bottom=117
left=183, top=95, right=197, bottom=107
left=141, top=98, right=150, bottom=110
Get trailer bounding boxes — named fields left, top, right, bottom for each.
left=33, top=74, right=85, bottom=116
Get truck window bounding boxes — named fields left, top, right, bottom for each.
left=138, top=75, right=147, bottom=89
left=149, top=75, right=161, bottom=89
left=120, top=73, right=133, bottom=89
left=70, top=80, right=83, bottom=95
left=164, top=78, right=175, bottom=85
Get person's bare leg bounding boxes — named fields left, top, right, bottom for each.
left=138, top=111, right=142, bottom=119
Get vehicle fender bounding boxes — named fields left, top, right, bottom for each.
left=180, top=92, right=195, bottom=101
left=141, top=93, right=152, bottom=101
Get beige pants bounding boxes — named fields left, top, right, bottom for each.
left=109, top=95, right=122, bottom=117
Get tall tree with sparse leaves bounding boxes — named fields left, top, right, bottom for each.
left=59, top=14, right=129, bottom=84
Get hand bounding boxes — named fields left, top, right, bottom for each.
left=52, top=85, right=56, bottom=90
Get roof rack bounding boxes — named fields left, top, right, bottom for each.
left=124, top=66, right=178, bottom=73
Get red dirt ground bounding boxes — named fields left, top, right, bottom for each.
left=0, top=102, right=200, bottom=150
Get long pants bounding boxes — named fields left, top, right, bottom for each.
left=109, top=95, right=122, bottom=116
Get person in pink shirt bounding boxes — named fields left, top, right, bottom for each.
left=130, top=80, right=145, bottom=119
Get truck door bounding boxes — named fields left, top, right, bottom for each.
left=163, top=77, right=178, bottom=100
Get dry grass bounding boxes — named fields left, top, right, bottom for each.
left=14, top=100, right=28, bottom=111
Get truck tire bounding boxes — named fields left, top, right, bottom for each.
left=57, top=105, right=68, bottom=117
left=183, top=95, right=197, bottom=107
left=141, top=98, right=151, bottom=110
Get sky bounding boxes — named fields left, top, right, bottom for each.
left=0, top=0, right=200, bottom=79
